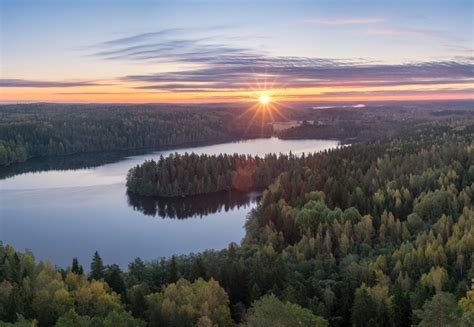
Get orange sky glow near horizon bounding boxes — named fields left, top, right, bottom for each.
left=2, top=79, right=473, bottom=104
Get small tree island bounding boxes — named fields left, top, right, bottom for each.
left=126, top=152, right=309, bottom=197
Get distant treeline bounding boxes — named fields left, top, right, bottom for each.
left=126, top=152, right=314, bottom=197
left=0, top=103, right=272, bottom=166
left=432, top=109, right=474, bottom=116
left=277, top=119, right=406, bottom=142
left=3, top=101, right=470, bottom=167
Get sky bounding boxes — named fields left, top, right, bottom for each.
left=0, top=0, right=473, bottom=103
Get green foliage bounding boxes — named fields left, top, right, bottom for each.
left=459, top=279, right=474, bottom=326
left=1, top=119, right=473, bottom=326
left=89, top=252, right=105, bottom=281
left=103, top=265, right=126, bottom=298
left=55, top=310, right=91, bottom=327
left=0, top=104, right=271, bottom=166
left=413, top=190, right=459, bottom=223
left=126, top=283, right=150, bottom=318
left=242, top=294, right=327, bottom=327
left=126, top=152, right=303, bottom=197
left=0, top=315, right=37, bottom=327
left=101, top=311, right=146, bottom=327
left=351, top=287, right=377, bottom=327
left=392, top=283, right=412, bottom=327
left=415, top=292, right=462, bottom=327
left=145, top=278, right=234, bottom=327
left=55, top=309, right=146, bottom=327
left=71, top=258, right=83, bottom=276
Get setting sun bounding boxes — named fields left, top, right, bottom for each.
left=259, top=95, right=271, bottom=104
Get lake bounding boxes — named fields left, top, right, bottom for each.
left=0, top=138, right=339, bottom=269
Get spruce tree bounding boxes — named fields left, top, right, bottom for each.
left=71, top=257, right=84, bottom=275
left=89, top=251, right=105, bottom=280
left=105, top=264, right=126, bottom=297
left=392, top=283, right=412, bottom=327
left=169, top=256, right=178, bottom=283
left=351, top=287, right=376, bottom=327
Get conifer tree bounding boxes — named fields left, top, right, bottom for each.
left=89, top=251, right=105, bottom=281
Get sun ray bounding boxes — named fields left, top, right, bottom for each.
left=230, top=68, right=296, bottom=136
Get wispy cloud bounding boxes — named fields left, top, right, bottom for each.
left=99, top=28, right=183, bottom=47
left=302, top=17, right=385, bottom=25
left=89, top=27, right=260, bottom=66
left=367, top=28, right=445, bottom=38
left=86, top=29, right=474, bottom=97
left=0, top=79, right=112, bottom=88
left=62, top=29, right=474, bottom=101
left=121, top=50, right=474, bottom=92
left=55, top=92, right=144, bottom=95
left=317, top=89, right=474, bottom=98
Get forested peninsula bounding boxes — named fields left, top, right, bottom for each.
left=2, top=118, right=473, bottom=326
left=126, top=152, right=308, bottom=197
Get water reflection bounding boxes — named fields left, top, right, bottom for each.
left=1, top=138, right=339, bottom=268
left=127, top=191, right=261, bottom=219
left=0, top=148, right=154, bottom=180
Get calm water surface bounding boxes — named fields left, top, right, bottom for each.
left=0, top=138, right=339, bottom=268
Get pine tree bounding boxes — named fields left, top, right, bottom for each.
left=415, top=292, right=462, bottom=327
left=7, top=253, right=21, bottom=284
left=89, top=251, right=105, bottom=280
left=71, top=257, right=84, bottom=275
left=104, top=264, right=126, bottom=297
left=168, top=256, right=178, bottom=283
left=191, top=256, right=206, bottom=281
left=392, top=283, right=412, bottom=327
left=351, top=287, right=376, bottom=327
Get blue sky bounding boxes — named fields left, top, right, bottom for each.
left=1, top=0, right=472, bottom=102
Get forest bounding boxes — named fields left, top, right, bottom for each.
left=126, top=152, right=306, bottom=197
left=276, top=100, right=474, bottom=142
left=0, top=103, right=271, bottom=166
left=1, top=117, right=473, bottom=326
left=2, top=101, right=470, bottom=168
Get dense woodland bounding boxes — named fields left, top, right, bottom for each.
left=1, top=118, right=473, bottom=326
left=277, top=100, right=474, bottom=142
left=0, top=103, right=271, bottom=166
left=126, top=152, right=307, bottom=197
left=2, top=101, right=470, bottom=167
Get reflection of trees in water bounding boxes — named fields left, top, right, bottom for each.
left=0, top=139, right=258, bottom=180
left=0, top=151, right=132, bottom=180
left=0, top=141, right=227, bottom=180
left=127, top=191, right=260, bottom=219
